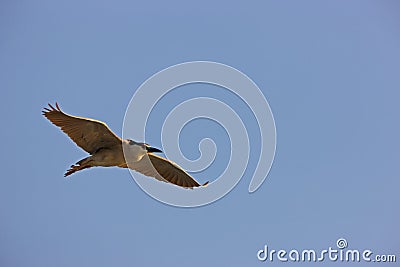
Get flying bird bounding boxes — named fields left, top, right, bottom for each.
left=42, top=103, right=208, bottom=189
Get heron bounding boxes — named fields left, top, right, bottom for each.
left=42, top=103, right=208, bottom=189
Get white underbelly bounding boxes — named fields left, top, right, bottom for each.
left=123, top=143, right=146, bottom=163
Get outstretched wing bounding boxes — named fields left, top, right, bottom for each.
left=126, top=153, right=208, bottom=189
left=42, top=103, right=122, bottom=154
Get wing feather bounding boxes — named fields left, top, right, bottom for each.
left=42, top=103, right=122, bottom=154
left=127, top=154, right=208, bottom=189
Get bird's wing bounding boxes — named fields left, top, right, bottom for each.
left=126, top=153, right=208, bottom=189
left=42, top=103, right=122, bottom=154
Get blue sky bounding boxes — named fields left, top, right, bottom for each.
left=1, top=0, right=399, bottom=266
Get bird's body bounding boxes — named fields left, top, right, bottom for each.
left=43, top=103, right=208, bottom=188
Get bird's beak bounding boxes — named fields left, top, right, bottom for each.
left=146, top=146, right=162, bottom=153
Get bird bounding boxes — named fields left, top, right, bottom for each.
left=42, top=103, right=208, bottom=189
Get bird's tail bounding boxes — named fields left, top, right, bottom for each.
left=64, top=157, right=93, bottom=177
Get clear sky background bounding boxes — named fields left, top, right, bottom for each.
left=1, top=1, right=399, bottom=266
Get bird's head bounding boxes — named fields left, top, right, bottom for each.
left=127, top=139, right=162, bottom=153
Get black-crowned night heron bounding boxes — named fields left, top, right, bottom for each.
left=42, top=103, right=208, bottom=189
